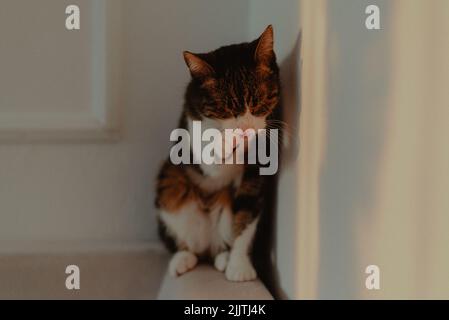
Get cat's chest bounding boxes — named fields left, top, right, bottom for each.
left=160, top=196, right=234, bottom=256
left=160, top=164, right=243, bottom=256
left=192, top=163, right=244, bottom=192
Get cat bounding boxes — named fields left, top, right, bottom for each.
left=155, top=25, right=281, bottom=282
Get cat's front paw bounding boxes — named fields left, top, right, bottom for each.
left=168, top=251, right=198, bottom=277
left=214, top=251, right=230, bottom=272
left=225, top=255, right=257, bottom=282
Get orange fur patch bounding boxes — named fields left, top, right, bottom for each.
left=156, top=161, right=233, bottom=215
left=233, top=211, right=253, bottom=236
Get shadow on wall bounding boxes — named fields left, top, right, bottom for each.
left=253, top=31, right=302, bottom=300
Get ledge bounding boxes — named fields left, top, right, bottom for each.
left=157, top=264, right=273, bottom=300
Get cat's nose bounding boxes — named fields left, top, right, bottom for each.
left=238, top=126, right=255, bottom=136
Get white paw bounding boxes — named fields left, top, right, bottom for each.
left=168, top=251, right=198, bottom=277
left=214, top=251, right=230, bottom=272
left=225, top=255, right=257, bottom=282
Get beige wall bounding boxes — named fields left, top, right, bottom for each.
left=357, top=0, right=449, bottom=299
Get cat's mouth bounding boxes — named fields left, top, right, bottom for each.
left=221, top=133, right=255, bottom=161
left=236, top=133, right=256, bottom=151
left=223, top=143, right=241, bottom=161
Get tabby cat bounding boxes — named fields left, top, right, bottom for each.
left=155, top=25, right=281, bottom=282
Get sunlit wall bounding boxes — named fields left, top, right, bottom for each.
left=317, top=0, right=449, bottom=299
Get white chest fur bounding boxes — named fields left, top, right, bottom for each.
left=160, top=200, right=234, bottom=256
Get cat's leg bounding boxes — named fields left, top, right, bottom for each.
left=168, top=250, right=198, bottom=277
left=214, top=251, right=230, bottom=272
left=225, top=165, right=264, bottom=282
left=156, top=161, right=201, bottom=277
left=225, top=216, right=259, bottom=282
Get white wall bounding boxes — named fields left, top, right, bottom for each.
left=263, top=0, right=449, bottom=300
left=317, top=0, right=449, bottom=299
left=252, top=0, right=393, bottom=300
left=317, top=0, right=393, bottom=299
left=249, top=0, right=398, bottom=300
left=0, top=0, right=249, bottom=252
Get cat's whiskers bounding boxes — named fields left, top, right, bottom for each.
left=265, top=124, right=290, bottom=148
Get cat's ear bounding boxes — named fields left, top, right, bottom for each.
left=254, top=25, right=274, bottom=66
left=183, top=51, right=215, bottom=79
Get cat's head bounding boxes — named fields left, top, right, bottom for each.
left=183, top=25, right=280, bottom=134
